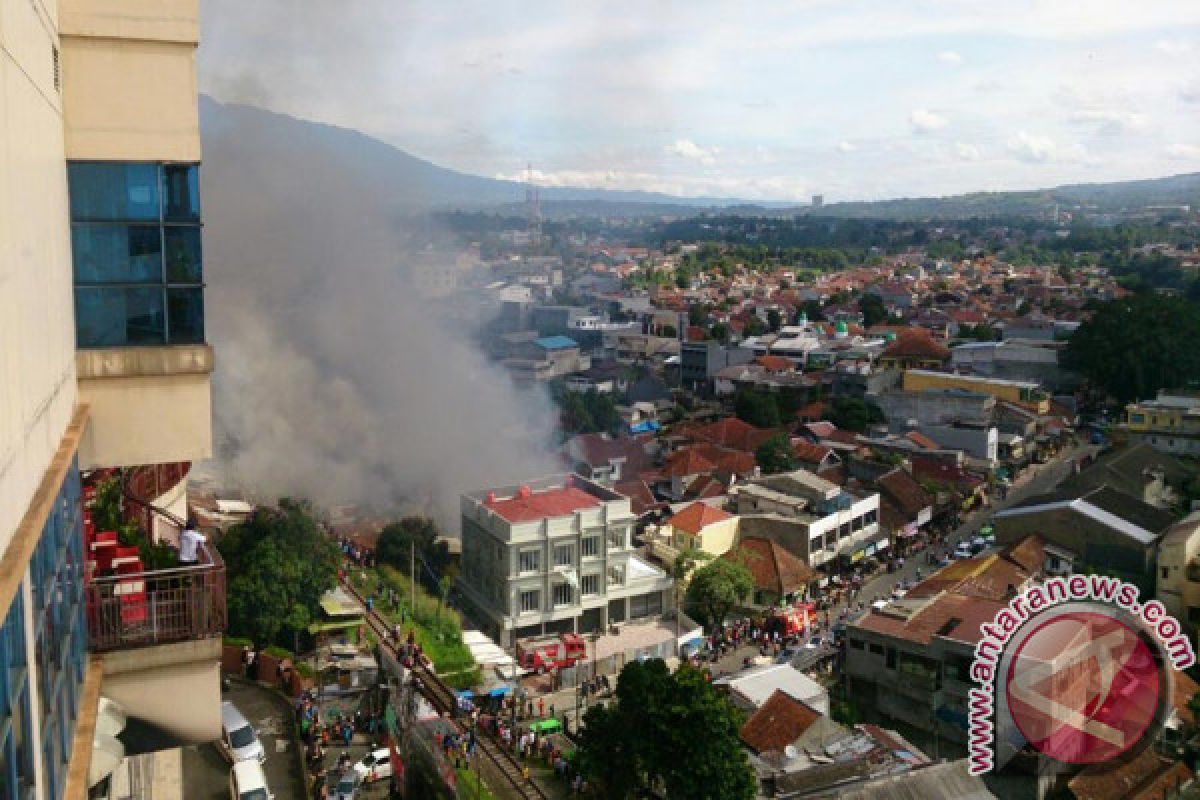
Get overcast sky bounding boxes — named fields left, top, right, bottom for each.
left=199, top=1, right=1200, bottom=203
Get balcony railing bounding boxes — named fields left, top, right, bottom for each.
left=86, top=543, right=226, bottom=652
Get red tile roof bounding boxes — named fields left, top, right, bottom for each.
left=756, top=355, right=794, bottom=372
left=880, top=329, right=951, bottom=361
left=792, top=440, right=834, bottom=466
left=876, top=467, right=932, bottom=517
left=667, top=502, right=734, bottom=535
left=687, top=417, right=775, bottom=453
left=612, top=480, right=663, bottom=517
left=487, top=486, right=601, bottom=523
left=724, top=536, right=815, bottom=595
left=1069, top=749, right=1193, bottom=800
left=662, top=448, right=719, bottom=478
left=739, top=690, right=822, bottom=754
left=905, top=431, right=941, bottom=450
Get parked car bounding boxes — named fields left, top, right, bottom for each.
left=954, top=543, right=973, bottom=559
left=970, top=537, right=989, bottom=554
left=230, top=760, right=272, bottom=800
left=530, top=718, right=563, bottom=735
left=353, top=748, right=393, bottom=783
left=776, top=647, right=800, bottom=664
left=220, top=702, right=265, bottom=764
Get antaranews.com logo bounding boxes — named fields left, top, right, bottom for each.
left=967, top=574, right=1196, bottom=775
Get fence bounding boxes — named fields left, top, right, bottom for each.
left=86, top=544, right=226, bottom=652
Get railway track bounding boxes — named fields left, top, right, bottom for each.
left=341, top=579, right=550, bottom=800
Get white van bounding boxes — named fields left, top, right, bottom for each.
left=230, top=759, right=272, bottom=800
left=220, top=701, right=265, bottom=764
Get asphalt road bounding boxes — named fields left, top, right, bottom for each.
left=182, top=679, right=307, bottom=800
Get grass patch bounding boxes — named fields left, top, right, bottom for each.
left=350, top=566, right=482, bottom=690
left=455, top=767, right=500, bottom=800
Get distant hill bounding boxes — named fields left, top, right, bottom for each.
left=200, top=97, right=1200, bottom=220
left=805, top=173, right=1200, bottom=220
left=199, top=97, right=743, bottom=214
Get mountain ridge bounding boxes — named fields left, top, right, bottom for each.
left=199, top=96, right=1200, bottom=219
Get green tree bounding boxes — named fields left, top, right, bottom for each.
left=858, top=292, right=888, bottom=327
left=709, top=322, right=730, bottom=343
left=826, top=396, right=885, bottom=433
left=755, top=433, right=797, bottom=474
left=766, top=308, right=783, bottom=332
left=218, top=499, right=341, bottom=649
left=554, top=387, right=622, bottom=434
left=734, top=388, right=781, bottom=428
left=577, top=660, right=756, bottom=800
left=376, top=516, right=450, bottom=593
left=1063, top=294, right=1200, bottom=404
left=685, top=559, right=754, bottom=630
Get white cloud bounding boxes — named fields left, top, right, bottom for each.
left=1067, top=108, right=1149, bottom=134
left=910, top=109, right=948, bottom=133
left=665, top=138, right=719, bottom=165
left=1181, top=78, right=1200, bottom=104
left=937, top=50, right=963, bottom=65
left=1166, top=143, right=1200, bottom=160
left=838, top=140, right=857, bottom=153
left=1006, top=131, right=1087, bottom=164
left=1155, top=39, right=1193, bottom=56
left=954, top=142, right=981, bottom=161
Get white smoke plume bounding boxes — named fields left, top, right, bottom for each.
left=198, top=100, right=562, bottom=528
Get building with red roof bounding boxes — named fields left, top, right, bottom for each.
left=457, top=474, right=675, bottom=648
left=877, top=329, right=951, bottom=371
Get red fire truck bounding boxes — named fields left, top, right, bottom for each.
left=517, top=633, right=588, bottom=674
left=766, top=603, right=817, bottom=638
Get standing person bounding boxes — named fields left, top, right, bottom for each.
left=179, top=517, right=206, bottom=564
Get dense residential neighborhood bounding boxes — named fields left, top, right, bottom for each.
left=6, top=2, right=1200, bottom=800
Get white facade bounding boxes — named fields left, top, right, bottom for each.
left=458, top=476, right=674, bottom=647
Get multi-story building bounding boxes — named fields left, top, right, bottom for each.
left=1156, top=512, right=1200, bottom=637
left=903, top=369, right=1049, bottom=414
left=1126, top=390, right=1200, bottom=455
left=845, top=538, right=1045, bottom=747
left=1, top=1, right=219, bottom=798
left=733, top=470, right=883, bottom=570
left=457, top=475, right=674, bottom=648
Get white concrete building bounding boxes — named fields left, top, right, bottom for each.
left=458, top=475, right=675, bottom=648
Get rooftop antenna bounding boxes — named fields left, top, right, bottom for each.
left=525, top=162, right=542, bottom=248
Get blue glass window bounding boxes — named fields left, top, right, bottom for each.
left=73, top=287, right=166, bottom=347
left=68, top=163, right=160, bottom=221
left=31, top=461, right=84, bottom=800
left=70, top=224, right=162, bottom=284
left=167, top=288, right=205, bottom=344
left=69, top=162, right=204, bottom=347
left=162, top=164, right=200, bottom=221
left=1, top=583, right=35, bottom=800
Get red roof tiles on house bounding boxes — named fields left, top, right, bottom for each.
left=880, top=329, right=951, bottom=361
left=739, top=690, right=822, bottom=754
left=667, top=502, right=733, bottom=535
left=724, top=536, right=815, bottom=596
left=687, top=417, right=775, bottom=453
left=487, top=486, right=602, bottom=523
left=792, top=440, right=834, bottom=466
left=905, top=431, right=941, bottom=450
left=662, top=447, right=719, bottom=478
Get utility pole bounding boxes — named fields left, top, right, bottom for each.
left=410, top=541, right=416, bottom=612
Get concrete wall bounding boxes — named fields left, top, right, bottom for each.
left=76, top=346, right=214, bottom=468
left=60, top=0, right=200, bottom=161
left=0, top=0, right=79, bottom=562
left=101, top=638, right=222, bottom=744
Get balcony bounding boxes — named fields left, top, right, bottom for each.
left=86, top=543, right=225, bottom=652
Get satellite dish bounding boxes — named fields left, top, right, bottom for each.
left=784, top=744, right=799, bottom=761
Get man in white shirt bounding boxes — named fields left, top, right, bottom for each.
left=179, top=517, right=206, bottom=564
